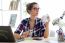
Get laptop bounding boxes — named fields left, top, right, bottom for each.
left=0, top=26, right=15, bottom=42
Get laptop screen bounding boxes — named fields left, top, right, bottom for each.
left=0, top=26, right=15, bottom=42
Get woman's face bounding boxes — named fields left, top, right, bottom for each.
left=30, top=4, right=39, bottom=16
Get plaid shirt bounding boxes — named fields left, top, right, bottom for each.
left=15, top=18, right=45, bottom=37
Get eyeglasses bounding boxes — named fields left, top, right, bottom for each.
left=32, top=7, right=40, bottom=10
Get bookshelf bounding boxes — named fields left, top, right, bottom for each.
left=0, top=0, right=21, bottom=26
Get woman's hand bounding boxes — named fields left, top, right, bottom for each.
left=14, top=31, right=30, bottom=39
left=14, top=33, right=21, bottom=39
left=44, top=16, right=50, bottom=38
left=21, top=31, right=30, bottom=38
left=46, top=15, right=50, bottom=23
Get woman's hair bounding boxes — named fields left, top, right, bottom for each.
left=26, top=2, right=38, bottom=14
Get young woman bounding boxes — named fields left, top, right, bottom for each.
left=14, top=2, right=49, bottom=39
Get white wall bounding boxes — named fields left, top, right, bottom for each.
left=0, top=11, right=2, bottom=26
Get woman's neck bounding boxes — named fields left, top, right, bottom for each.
left=30, top=16, right=36, bottom=21
left=29, top=16, right=35, bottom=30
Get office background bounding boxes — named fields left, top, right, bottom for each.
left=0, top=0, right=65, bottom=37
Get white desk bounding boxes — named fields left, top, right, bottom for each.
left=16, top=37, right=65, bottom=43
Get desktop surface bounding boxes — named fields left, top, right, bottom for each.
left=0, top=37, right=65, bottom=43
left=15, top=37, right=65, bottom=43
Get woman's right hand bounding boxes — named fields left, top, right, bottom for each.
left=14, top=31, right=30, bottom=39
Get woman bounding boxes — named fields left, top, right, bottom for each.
left=14, top=2, right=49, bottom=39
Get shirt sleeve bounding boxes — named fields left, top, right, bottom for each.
left=40, top=20, right=45, bottom=36
left=14, top=20, right=25, bottom=34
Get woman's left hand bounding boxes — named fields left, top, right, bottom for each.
left=22, top=31, right=30, bottom=38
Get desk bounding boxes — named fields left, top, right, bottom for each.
left=16, top=37, right=65, bottom=43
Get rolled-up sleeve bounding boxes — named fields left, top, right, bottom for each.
left=40, top=20, right=45, bottom=36
left=14, top=21, right=24, bottom=34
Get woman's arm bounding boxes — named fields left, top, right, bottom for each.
left=44, top=22, right=49, bottom=38
left=44, top=16, right=50, bottom=38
